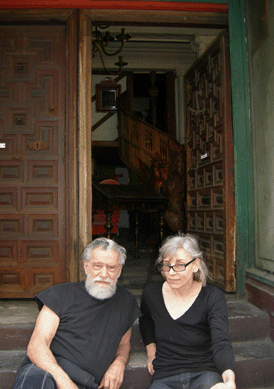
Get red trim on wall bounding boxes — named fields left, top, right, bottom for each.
left=0, top=1, right=228, bottom=12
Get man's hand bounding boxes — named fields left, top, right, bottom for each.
left=98, top=327, right=131, bottom=389
left=98, top=359, right=125, bottom=389
left=55, top=376, right=79, bottom=389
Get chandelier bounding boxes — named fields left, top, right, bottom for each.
left=92, top=24, right=131, bottom=75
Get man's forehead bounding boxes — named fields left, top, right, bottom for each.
left=89, top=247, right=119, bottom=262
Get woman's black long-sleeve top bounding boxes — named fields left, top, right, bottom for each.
left=139, top=281, right=236, bottom=381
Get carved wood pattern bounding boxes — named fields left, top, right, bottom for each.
left=185, top=31, right=235, bottom=292
left=0, top=26, right=67, bottom=297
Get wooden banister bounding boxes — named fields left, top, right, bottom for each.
left=117, top=104, right=181, bottom=177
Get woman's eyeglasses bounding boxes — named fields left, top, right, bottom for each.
left=160, top=257, right=198, bottom=273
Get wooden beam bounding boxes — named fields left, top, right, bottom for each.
left=65, top=11, right=80, bottom=282
left=84, top=9, right=228, bottom=27
left=0, top=1, right=228, bottom=12
left=0, top=9, right=73, bottom=22
left=78, top=10, right=93, bottom=272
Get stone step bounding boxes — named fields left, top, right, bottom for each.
left=0, top=300, right=271, bottom=350
left=233, top=340, right=274, bottom=388
left=122, top=340, right=274, bottom=388
left=131, top=298, right=271, bottom=349
left=227, top=299, right=271, bottom=342
left=1, top=339, right=274, bottom=389
left=0, top=350, right=25, bottom=389
left=1, top=299, right=273, bottom=388
left=0, top=300, right=38, bottom=351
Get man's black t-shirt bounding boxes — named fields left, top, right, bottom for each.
left=35, top=281, right=141, bottom=383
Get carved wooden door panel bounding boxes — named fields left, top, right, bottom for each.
left=0, top=26, right=67, bottom=297
left=185, top=31, right=235, bottom=292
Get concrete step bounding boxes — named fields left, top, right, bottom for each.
left=0, top=299, right=270, bottom=350
left=0, top=350, right=25, bottom=389
left=233, top=340, right=274, bottom=388
left=131, top=299, right=271, bottom=348
left=1, top=300, right=274, bottom=388
left=0, top=300, right=38, bottom=351
left=227, top=300, right=271, bottom=342
left=122, top=342, right=274, bottom=389
left=1, top=339, right=274, bottom=389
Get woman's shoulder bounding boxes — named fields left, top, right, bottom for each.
left=206, top=283, right=225, bottom=294
left=201, top=283, right=227, bottom=306
left=203, top=283, right=225, bottom=295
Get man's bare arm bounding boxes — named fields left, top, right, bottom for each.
left=99, top=327, right=132, bottom=389
left=27, top=305, right=78, bottom=389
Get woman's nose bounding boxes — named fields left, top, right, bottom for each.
left=169, top=266, right=176, bottom=274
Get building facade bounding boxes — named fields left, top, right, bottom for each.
left=0, top=0, right=273, bottom=338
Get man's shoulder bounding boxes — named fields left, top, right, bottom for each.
left=114, top=286, right=141, bottom=321
left=115, top=285, right=138, bottom=302
left=35, top=281, right=85, bottom=307
left=37, top=281, right=82, bottom=295
left=143, top=281, right=163, bottom=294
left=114, top=286, right=141, bottom=311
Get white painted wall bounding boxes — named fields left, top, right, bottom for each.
left=92, top=43, right=197, bottom=143
left=246, top=0, right=274, bottom=273
left=91, top=28, right=219, bottom=143
left=92, top=75, right=127, bottom=141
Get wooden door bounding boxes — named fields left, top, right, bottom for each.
left=0, top=25, right=67, bottom=297
left=185, top=31, right=235, bottom=292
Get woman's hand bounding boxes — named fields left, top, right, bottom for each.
left=146, top=343, right=156, bottom=375
left=210, top=384, right=235, bottom=389
left=147, top=355, right=155, bottom=375
left=210, top=369, right=236, bottom=389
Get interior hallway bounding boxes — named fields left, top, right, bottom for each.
left=115, top=228, right=163, bottom=300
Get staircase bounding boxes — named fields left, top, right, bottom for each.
left=1, top=298, right=274, bottom=389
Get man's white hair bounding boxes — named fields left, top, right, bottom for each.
left=81, top=237, right=126, bottom=267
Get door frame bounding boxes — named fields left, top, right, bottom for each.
left=85, top=0, right=255, bottom=296
left=0, top=1, right=254, bottom=295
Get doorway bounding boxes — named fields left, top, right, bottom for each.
left=85, top=1, right=253, bottom=296
left=90, top=17, right=235, bottom=291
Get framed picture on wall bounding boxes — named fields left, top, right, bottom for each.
left=96, top=78, right=121, bottom=112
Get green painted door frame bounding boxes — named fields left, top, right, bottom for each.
left=227, top=0, right=254, bottom=296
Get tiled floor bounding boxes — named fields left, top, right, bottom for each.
left=115, top=229, right=163, bottom=299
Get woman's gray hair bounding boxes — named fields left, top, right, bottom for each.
left=156, top=233, right=208, bottom=286
left=81, top=237, right=127, bottom=266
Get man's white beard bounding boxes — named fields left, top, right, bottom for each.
left=85, top=274, right=118, bottom=300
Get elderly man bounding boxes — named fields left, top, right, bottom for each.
left=13, top=238, right=141, bottom=389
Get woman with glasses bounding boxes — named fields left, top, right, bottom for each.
left=139, top=233, right=236, bottom=389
